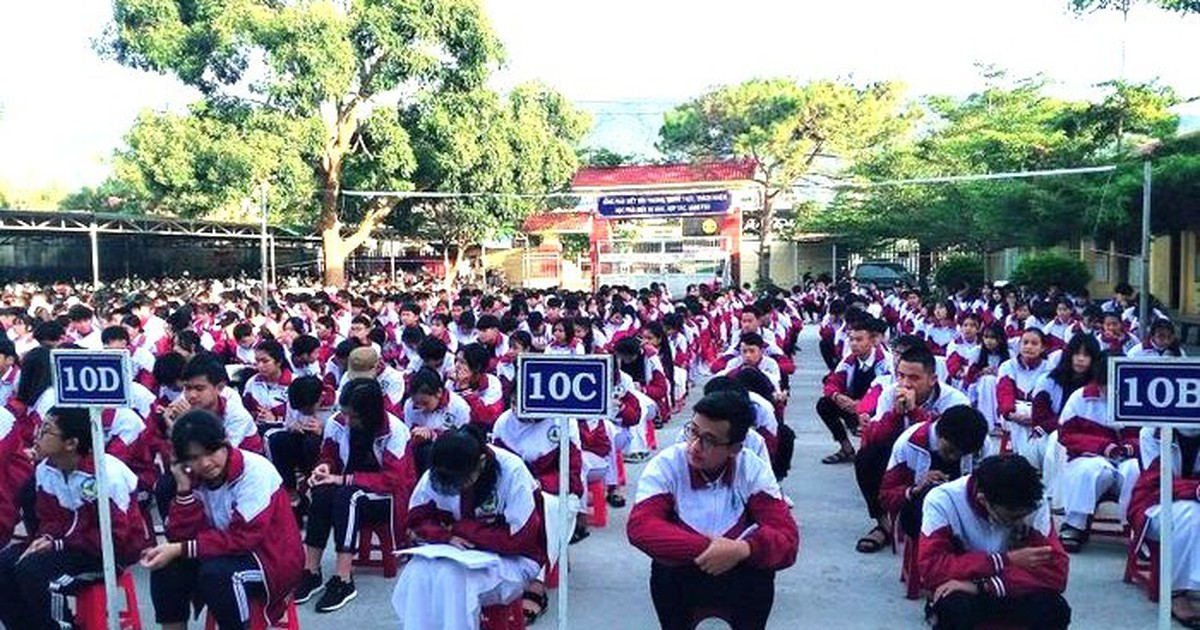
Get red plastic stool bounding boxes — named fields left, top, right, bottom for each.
left=1124, top=536, right=1161, bottom=602
left=646, top=419, right=658, bottom=450
left=545, top=562, right=559, bottom=589
left=899, top=533, right=921, bottom=600
left=204, top=598, right=300, bottom=630
left=586, top=480, right=607, bottom=527
left=616, top=457, right=627, bottom=486
left=76, top=572, right=142, bottom=630
left=480, top=599, right=526, bottom=630
left=354, top=521, right=398, bottom=578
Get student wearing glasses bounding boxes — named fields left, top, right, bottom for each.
left=627, top=390, right=799, bottom=630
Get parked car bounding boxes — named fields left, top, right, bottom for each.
left=853, top=261, right=915, bottom=289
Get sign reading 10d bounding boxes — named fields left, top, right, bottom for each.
left=1110, top=358, right=1200, bottom=427
left=516, top=355, right=612, bottom=420
left=52, top=350, right=133, bottom=408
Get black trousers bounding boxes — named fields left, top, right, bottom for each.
left=816, top=396, right=858, bottom=444
left=0, top=544, right=103, bottom=630
left=648, top=562, right=775, bottom=630
left=819, top=337, right=838, bottom=371
left=155, top=472, right=178, bottom=522
left=267, top=431, right=322, bottom=491
left=150, top=554, right=265, bottom=630
left=305, top=484, right=392, bottom=554
left=928, top=590, right=1071, bottom=630
left=18, top=476, right=37, bottom=536
left=854, top=438, right=894, bottom=520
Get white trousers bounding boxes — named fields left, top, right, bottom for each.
left=1042, top=431, right=1067, bottom=509
left=972, top=375, right=1000, bottom=429
left=1061, top=456, right=1140, bottom=529
left=1146, top=500, right=1200, bottom=592
left=1010, top=424, right=1048, bottom=473
left=393, top=554, right=541, bottom=630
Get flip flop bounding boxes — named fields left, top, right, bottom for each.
left=1058, top=526, right=1087, bottom=554
left=606, top=490, right=627, bottom=508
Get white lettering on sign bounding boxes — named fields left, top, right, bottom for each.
left=1122, top=376, right=1200, bottom=409
left=60, top=365, right=122, bottom=393
left=1147, top=377, right=1174, bottom=407
left=527, top=369, right=600, bottom=403
left=1178, top=378, right=1200, bottom=408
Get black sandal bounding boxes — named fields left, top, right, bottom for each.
left=855, top=525, right=890, bottom=554
left=1058, top=525, right=1087, bottom=554
left=522, top=587, right=549, bottom=625
left=821, top=449, right=855, bottom=465
left=606, top=490, right=626, bottom=508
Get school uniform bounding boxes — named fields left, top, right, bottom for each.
left=306, top=412, right=415, bottom=556
left=995, top=356, right=1054, bottom=465
left=627, top=443, right=799, bottom=630
left=0, top=453, right=147, bottom=630
left=0, top=365, right=18, bottom=409
left=1128, top=338, right=1187, bottom=358
left=492, top=410, right=583, bottom=499
left=1041, top=318, right=1083, bottom=353
left=151, top=448, right=304, bottom=630
left=881, top=420, right=981, bottom=538
left=944, top=338, right=980, bottom=391
left=393, top=446, right=546, bottom=630
left=1128, top=427, right=1200, bottom=593
left=456, top=374, right=506, bottom=431
left=923, top=322, right=959, bottom=357
left=817, top=347, right=890, bottom=445
left=243, top=371, right=294, bottom=433
left=0, top=407, right=33, bottom=546
left=919, top=476, right=1071, bottom=630
left=858, top=383, right=969, bottom=522
left=1095, top=330, right=1140, bottom=356
left=402, top=390, right=472, bottom=435
left=1057, top=385, right=1141, bottom=530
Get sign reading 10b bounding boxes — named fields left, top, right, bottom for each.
left=1110, top=358, right=1200, bottom=427
left=515, top=355, right=612, bottom=419
left=51, top=350, right=133, bottom=408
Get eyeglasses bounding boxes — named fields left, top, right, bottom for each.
left=682, top=421, right=737, bottom=452
left=36, top=424, right=63, bottom=440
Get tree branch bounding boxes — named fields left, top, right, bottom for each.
left=342, top=201, right=393, bottom=252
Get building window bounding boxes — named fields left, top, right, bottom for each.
left=1093, top=253, right=1110, bottom=283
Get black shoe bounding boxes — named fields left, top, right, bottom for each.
left=293, top=570, right=324, bottom=604
left=314, top=576, right=357, bottom=613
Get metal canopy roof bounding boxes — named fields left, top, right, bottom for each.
left=0, top=209, right=321, bottom=243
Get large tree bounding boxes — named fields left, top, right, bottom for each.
left=1070, top=0, right=1200, bottom=14
left=658, top=79, right=913, bottom=284
left=103, top=0, right=501, bottom=285
left=390, top=82, right=590, bottom=287
left=812, top=72, right=1181, bottom=271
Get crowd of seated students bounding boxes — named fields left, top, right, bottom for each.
left=809, top=276, right=1191, bottom=629
left=0, top=274, right=809, bottom=629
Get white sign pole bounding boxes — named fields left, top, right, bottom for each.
left=1157, top=426, right=1173, bottom=630
left=557, top=414, right=570, bottom=630
left=89, top=407, right=120, bottom=630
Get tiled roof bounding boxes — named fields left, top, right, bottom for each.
left=521, top=211, right=592, bottom=233
left=571, top=159, right=758, bottom=188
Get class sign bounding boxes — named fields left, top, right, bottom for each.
left=1109, top=357, right=1200, bottom=427
left=52, top=350, right=133, bottom=407
left=516, top=354, right=612, bottom=419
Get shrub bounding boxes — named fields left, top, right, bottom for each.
left=934, top=255, right=985, bottom=291
left=1009, top=252, right=1090, bottom=293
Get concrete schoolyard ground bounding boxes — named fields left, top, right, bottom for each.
left=123, top=327, right=1171, bottom=629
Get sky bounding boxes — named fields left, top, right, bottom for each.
left=2, top=0, right=1200, bottom=194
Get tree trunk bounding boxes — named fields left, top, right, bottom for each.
left=322, top=226, right=347, bottom=287
left=318, top=168, right=347, bottom=287
left=756, top=196, right=775, bottom=287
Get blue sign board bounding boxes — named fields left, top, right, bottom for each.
left=516, top=354, right=612, bottom=419
left=52, top=350, right=132, bottom=407
left=1109, top=357, right=1200, bottom=426
left=597, top=190, right=731, bottom=218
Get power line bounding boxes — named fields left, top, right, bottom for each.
left=831, top=165, right=1117, bottom=188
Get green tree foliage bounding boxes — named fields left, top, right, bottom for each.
left=1009, top=252, right=1091, bottom=293
left=1070, top=0, right=1200, bottom=15
left=393, top=82, right=590, bottom=285
left=814, top=71, right=1181, bottom=258
left=659, top=79, right=914, bottom=283
left=934, top=255, right=986, bottom=291
left=103, top=0, right=503, bottom=285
